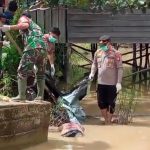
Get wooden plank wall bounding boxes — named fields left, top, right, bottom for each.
left=0, top=7, right=3, bottom=13
left=2, top=6, right=150, bottom=44
left=0, top=7, right=3, bottom=40
left=29, top=7, right=66, bottom=43
left=67, top=9, right=150, bottom=43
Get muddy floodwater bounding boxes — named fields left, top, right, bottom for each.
left=25, top=84, right=150, bottom=150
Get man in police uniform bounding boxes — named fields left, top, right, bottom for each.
left=89, top=35, right=123, bottom=124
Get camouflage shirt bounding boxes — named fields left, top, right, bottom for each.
left=18, top=16, right=46, bottom=51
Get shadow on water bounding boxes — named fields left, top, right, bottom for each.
left=25, top=138, right=110, bottom=150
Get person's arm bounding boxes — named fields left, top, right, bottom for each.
left=47, top=52, right=55, bottom=65
left=117, top=67, right=123, bottom=83
left=116, top=52, right=123, bottom=83
left=47, top=43, right=55, bottom=77
left=10, top=22, right=29, bottom=30
left=116, top=51, right=123, bottom=92
left=46, top=41, right=55, bottom=64
left=0, top=16, right=29, bottom=31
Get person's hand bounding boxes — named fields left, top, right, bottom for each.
left=1, top=25, right=11, bottom=32
left=116, top=83, right=122, bottom=93
left=2, top=41, right=10, bottom=47
left=33, top=65, right=38, bottom=73
left=89, top=73, right=94, bottom=80
left=51, top=64, right=55, bottom=77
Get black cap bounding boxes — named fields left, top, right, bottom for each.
left=99, top=35, right=111, bottom=41
left=22, top=11, right=31, bottom=18
left=0, top=13, right=6, bottom=19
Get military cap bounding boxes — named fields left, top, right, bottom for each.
left=99, top=35, right=111, bottom=41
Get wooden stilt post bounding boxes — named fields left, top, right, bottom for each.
left=113, top=43, right=119, bottom=50
left=143, top=43, right=149, bottom=81
left=90, top=43, right=97, bottom=80
left=91, top=43, right=97, bottom=59
left=65, top=43, right=72, bottom=84
left=148, top=48, right=150, bottom=78
left=139, top=43, right=143, bottom=81
left=132, top=43, right=137, bottom=82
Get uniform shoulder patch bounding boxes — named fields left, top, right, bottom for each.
left=115, top=51, right=122, bottom=61
left=95, top=49, right=103, bottom=58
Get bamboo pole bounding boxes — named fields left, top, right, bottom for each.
left=5, top=32, right=22, bottom=56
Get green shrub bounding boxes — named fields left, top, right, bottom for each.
left=0, top=73, right=16, bottom=96
left=116, top=86, right=138, bottom=124
left=2, top=45, right=20, bottom=76
left=70, top=53, right=88, bottom=86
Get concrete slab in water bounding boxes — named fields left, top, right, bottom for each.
left=0, top=100, right=51, bottom=150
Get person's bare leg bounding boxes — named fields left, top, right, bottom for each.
left=107, top=106, right=115, bottom=124
left=101, top=108, right=108, bottom=124
left=107, top=111, right=113, bottom=124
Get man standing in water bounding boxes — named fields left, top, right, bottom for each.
left=0, top=12, right=47, bottom=101
left=89, top=35, right=123, bottom=124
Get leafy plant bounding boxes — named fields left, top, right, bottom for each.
left=70, top=53, right=88, bottom=86
left=0, top=9, right=23, bottom=97
left=2, top=45, right=20, bottom=76
left=109, top=0, right=127, bottom=11
left=10, top=8, right=24, bottom=50
left=16, top=0, right=30, bottom=9
left=49, top=99, right=70, bottom=126
left=116, top=86, right=138, bottom=124
left=0, top=73, right=16, bottom=96
left=54, top=43, right=67, bottom=78
left=0, top=45, right=20, bottom=97
left=41, top=0, right=150, bottom=12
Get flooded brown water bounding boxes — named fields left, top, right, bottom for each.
left=24, top=46, right=150, bottom=150
left=25, top=86, right=150, bottom=150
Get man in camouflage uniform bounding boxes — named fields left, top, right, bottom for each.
left=0, top=12, right=47, bottom=101
left=89, top=35, right=123, bottom=124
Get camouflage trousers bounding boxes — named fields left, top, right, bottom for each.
left=17, top=48, right=47, bottom=80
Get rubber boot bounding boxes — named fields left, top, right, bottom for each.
left=34, top=79, right=45, bottom=101
left=11, top=78, right=27, bottom=102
